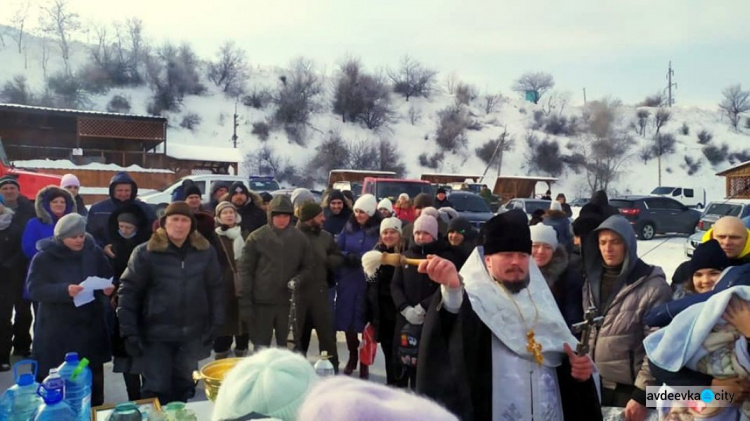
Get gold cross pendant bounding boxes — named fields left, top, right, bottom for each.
left=526, top=330, right=544, bottom=365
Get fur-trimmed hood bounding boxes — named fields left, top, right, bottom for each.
left=219, top=190, right=264, bottom=209
left=35, top=185, right=76, bottom=224
left=146, top=227, right=211, bottom=252
left=544, top=209, right=568, bottom=219
left=539, top=245, right=569, bottom=288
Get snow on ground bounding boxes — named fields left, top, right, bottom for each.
left=637, top=235, right=688, bottom=283
left=11, top=159, right=174, bottom=173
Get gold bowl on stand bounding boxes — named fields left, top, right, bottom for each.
left=193, top=357, right=243, bottom=402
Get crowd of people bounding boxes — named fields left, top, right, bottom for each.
left=4, top=172, right=750, bottom=420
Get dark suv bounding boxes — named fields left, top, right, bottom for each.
left=610, top=196, right=701, bottom=240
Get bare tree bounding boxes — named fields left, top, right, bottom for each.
left=408, top=105, right=422, bottom=125
left=636, top=109, right=650, bottom=137
left=484, top=93, right=502, bottom=114
left=40, top=39, right=51, bottom=78
left=444, top=71, right=458, bottom=94
left=39, top=0, right=81, bottom=75
left=10, top=1, right=31, bottom=54
left=332, top=57, right=364, bottom=122
left=572, top=98, right=634, bottom=193
left=387, top=55, right=437, bottom=101
left=719, top=84, right=750, bottom=129
left=475, top=126, right=515, bottom=176
left=208, top=41, right=250, bottom=97
left=455, top=82, right=478, bottom=106
left=274, top=57, right=322, bottom=128
left=541, top=91, right=571, bottom=116
left=512, top=72, right=555, bottom=104
left=654, top=107, right=671, bottom=135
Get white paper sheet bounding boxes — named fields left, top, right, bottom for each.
left=73, top=277, right=113, bottom=307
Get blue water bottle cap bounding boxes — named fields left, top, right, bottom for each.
left=13, top=360, right=38, bottom=386
left=37, top=369, right=65, bottom=405
left=64, top=352, right=79, bottom=363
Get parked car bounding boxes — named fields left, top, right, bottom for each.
left=498, top=198, right=552, bottom=221
left=684, top=199, right=750, bottom=256
left=650, top=186, right=706, bottom=208
left=271, top=188, right=323, bottom=203
left=362, top=177, right=434, bottom=201
left=138, top=174, right=246, bottom=216
left=609, top=195, right=701, bottom=240
left=248, top=176, right=280, bottom=192
left=445, top=191, right=494, bottom=229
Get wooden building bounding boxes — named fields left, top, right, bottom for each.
left=492, top=175, right=557, bottom=203
left=716, top=161, right=750, bottom=199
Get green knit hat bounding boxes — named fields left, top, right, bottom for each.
left=299, top=202, right=323, bottom=222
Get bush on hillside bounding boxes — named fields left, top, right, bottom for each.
left=435, top=104, right=470, bottom=152
left=47, top=72, right=90, bottom=109
left=729, top=150, right=750, bottom=165
left=697, top=130, right=713, bottom=145
left=683, top=155, right=702, bottom=176
left=525, top=133, right=564, bottom=177
left=1, top=75, right=34, bottom=105
left=455, top=82, right=478, bottom=106
left=106, top=95, right=131, bottom=114
left=680, top=122, right=690, bottom=135
left=702, top=144, right=729, bottom=166
left=418, top=152, right=444, bottom=169
left=252, top=121, right=271, bottom=141
left=242, top=86, right=272, bottom=109
left=639, top=93, right=664, bottom=107
left=180, top=113, right=201, bottom=131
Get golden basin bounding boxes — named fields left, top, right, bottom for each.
left=193, top=357, right=243, bottom=402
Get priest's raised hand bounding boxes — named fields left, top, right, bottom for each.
left=563, top=342, right=594, bottom=381
left=417, top=254, right=460, bottom=288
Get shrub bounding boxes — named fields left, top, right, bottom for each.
left=435, top=104, right=470, bottom=152
left=729, top=150, right=750, bottom=165
left=418, top=152, right=444, bottom=169
left=639, top=93, right=664, bottom=107
left=697, top=130, right=713, bottom=145
left=455, top=82, right=477, bottom=106
left=106, top=95, right=131, bottom=114
left=683, top=156, right=702, bottom=176
left=242, top=87, right=272, bottom=109
left=180, top=113, right=201, bottom=130
left=1, top=75, right=34, bottom=105
left=252, top=121, right=271, bottom=141
left=47, top=72, right=90, bottom=109
left=680, top=122, right=690, bottom=135
left=544, top=115, right=578, bottom=136
left=525, top=133, right=564, bottom=177
left=702, top=144, right=729, bottom=166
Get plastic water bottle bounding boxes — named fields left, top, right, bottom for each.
left=314, top=351, right=335, bottom=376
left=108, top=402, right=142, bottom=421
left=34, top=369, right=75, bottom=421
left=0, top=360, right=42, bottom=421
left=163, top=402, right=197, bottom=421
left=57, top=353, right=92, bottom=421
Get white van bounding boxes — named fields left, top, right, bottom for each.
left=649, top=186, right=706, bottom=208
left=138, top=174, right=247, bottom=215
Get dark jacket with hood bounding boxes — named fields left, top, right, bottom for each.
left=231, top=185, right=267, bottom=235
left=74, top=194, right=88, bottom=218
left=27, top=235, right=113, bottom=377
left=447, top=217, right=477, bottom=268
left=88, top=172, right=156, bottom=248
left=237, top=195, right=313, bottom=315
left=434, top=197, right=453, bottom=210
left=542, top=209, right=574, bottom=252
left=117, top=227, right=225, bottom=344
left=582, top=215, right=671, bottom=404
left=296, top=220, right=344, bottom=294
left=207, top=181, right=230, bottom=213
left=108, top=203, right=152, bottom=280
left=22, top=185, right=77, bottom=259
left=538, top=245, right=584, bottom=327
left=322, top=190, right=352, bottom=238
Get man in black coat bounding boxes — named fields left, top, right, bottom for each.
left=416, top=211, right=601, bottom=420
left=0, top=176, right=35, bottom=361
left=117, top=202, right=224, bottom=403
left=226, top=181, right=267, bottom=235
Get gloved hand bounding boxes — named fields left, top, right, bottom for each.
left=401, top=305, right=426, bottom=325
left=345, top=253, right=361, bottom=267
left=124, top=336, right=144, bottom=358
left=287, top=276, right=301, bottom=291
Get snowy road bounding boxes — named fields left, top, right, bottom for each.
left=635, top=234, right=690, bottom=283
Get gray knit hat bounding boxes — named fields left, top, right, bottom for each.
left=54, top=213, right=86, bottom=240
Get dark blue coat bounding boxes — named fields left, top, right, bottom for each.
left=542, top=212, right=574, bottom=252
left=335, top=214, right=381, bottom=332
left=27, top=235, right=113, bottom=377
left=21, top=185, right=77, bottom=259
left=87, top=172, right=156, bottom=247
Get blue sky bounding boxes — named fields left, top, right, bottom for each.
left=2, top=0, right=748, bottom=106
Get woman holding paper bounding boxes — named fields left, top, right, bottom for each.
left=27, top=213, right=114, bottom=406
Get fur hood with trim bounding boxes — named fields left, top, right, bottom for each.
left=219, top=190, right=264, bottom=209
left=146, top=227, right=211, bottom=253
left=35, top=185, right=76, bottom=224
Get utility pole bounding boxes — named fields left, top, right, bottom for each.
left=231, top=100, right=239, bottom=148
left=666, top=61, right=676, bottom=107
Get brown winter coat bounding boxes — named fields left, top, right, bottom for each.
left=215, top=229, right=248, bottom=336
left=582, top=216, right=671, bottom=403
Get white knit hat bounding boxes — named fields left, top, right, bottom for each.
left=378, top=198, right=393, bottom=213
left=530, top=223, right=558, bottom=249
left=550, top=201, right=562, bottom=212
left=380, top=216, right=402, bottom=234
left=353, top=194, right=377, bottom=217
left=398, top=193, right=409, bottom=201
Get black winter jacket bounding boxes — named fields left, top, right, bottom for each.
left=391, top=239, right=462, bottom=312
left=117, top=228, right=225, bottom=343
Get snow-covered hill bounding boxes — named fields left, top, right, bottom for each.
left=1, top=25, right=748, bottom=203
